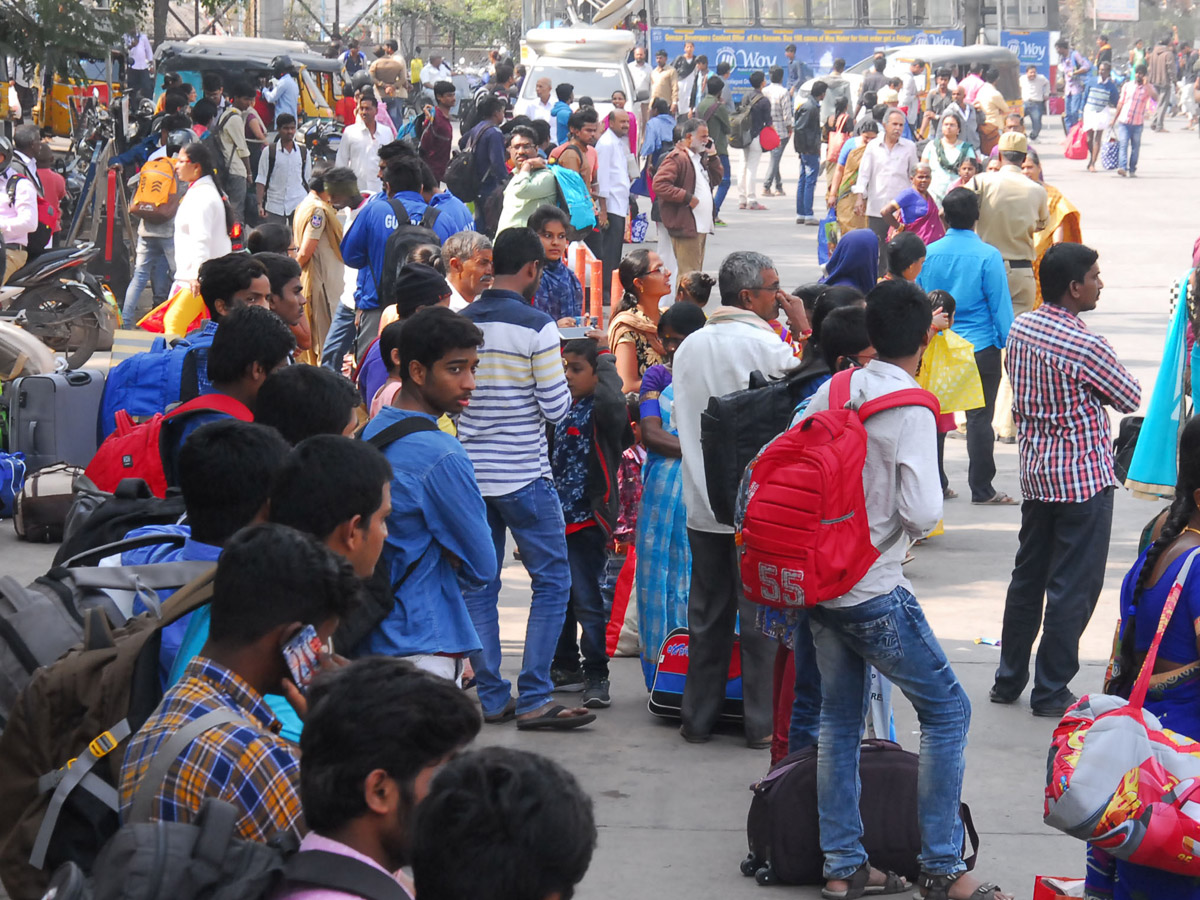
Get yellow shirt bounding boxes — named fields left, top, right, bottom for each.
left=968, top=165, right=1049, bottom=261
left=651, top=65, right=678, bottom=107
left=410, top=57, right=423, bottom=85
left=975, top=83, right=1009, bottom=129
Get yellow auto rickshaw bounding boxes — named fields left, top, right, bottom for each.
left=32, top=57, right=125, bottom=137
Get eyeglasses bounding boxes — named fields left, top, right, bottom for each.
left=538, top=231, right=568, bottom=243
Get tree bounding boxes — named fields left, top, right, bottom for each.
left=0, top=0, right=135, bottom=78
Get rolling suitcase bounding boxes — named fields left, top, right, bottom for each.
left=6, top=370, right=105, bottom=472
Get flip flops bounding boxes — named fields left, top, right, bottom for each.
left=483, top=697, right=516, bottom=724
left=515, top=704, right=596, bottom=731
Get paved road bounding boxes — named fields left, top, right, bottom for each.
left=1, top=120, right=1196, bottom=899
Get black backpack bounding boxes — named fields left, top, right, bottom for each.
left=55, top=477, right=188, bottom=567
left=374, top=198, right=442, bottom=306
left=43, top=798, right=410, bottom=900
left=443, top=125, right=484, bottom=203
left=742, top=740, right=979, bottom=886
left=200, top=108, right=240, bottom=190
left=700, top=360, right=829, bottom=528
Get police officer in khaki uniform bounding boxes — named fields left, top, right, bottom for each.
left=967, top=131, right=1048, bottom=318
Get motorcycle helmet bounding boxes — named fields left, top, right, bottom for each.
left=350, top=71, right=374, bottom=93
left=271, top=54, right=294, bottom=78
left=166, top=129, right=194, bottom=156
left=301, top=119, right=343, bottom=160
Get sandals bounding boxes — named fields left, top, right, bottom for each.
left=822, top=862, right=909, bottom=900
left=747, top=201, right=768, bottom=210
left=972, top=491, right=1016, bottom=506
left=914, top=871, right=1006, bottom=900
left=515, top=704, right=596, bottom=731
left=483, top=697, right=516, bottom=724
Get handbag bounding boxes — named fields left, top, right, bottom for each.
left=1044, top=547, right=1200, bottom=875
left=758, top=125, right=781, bottom=152
left=1063, top=122, right=1089, bottom=160
left=1100, top=129, right=1120, bottom=170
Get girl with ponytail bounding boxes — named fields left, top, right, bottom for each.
left=607, top=249, right=671, bottom=392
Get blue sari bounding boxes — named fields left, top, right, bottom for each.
left=1125, top=273, right=1194, bottom=499
left=635, top=365, right=692, bottom=689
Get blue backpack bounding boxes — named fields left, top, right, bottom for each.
left=0, top=451, right=25, bottom=518
left=548, top=158, right=598, bottom=233
left=98, top=331, right=215, bottom=439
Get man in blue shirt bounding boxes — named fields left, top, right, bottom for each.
left=461, top=94, right=508, bottom=234
left=262, top=56, right=300, bottom=123
left=917, top=187, right=1015, bottom=505
left=341, top=155, right=465, bottom=356
left=361, top=306, right=498, bottom=683
left=552, top=83, right=574, bottom=145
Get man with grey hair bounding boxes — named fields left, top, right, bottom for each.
left=852, top=108, right=917, bottom=275
left=443, top=231, right=494, bottom=310
left=671, top=250, right=811, bottom=748
left=651, top=117, right=722, bottom=277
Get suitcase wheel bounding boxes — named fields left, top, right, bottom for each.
left=740, top=854, right=763, bottom=877
left=754, top=863, right=777, bottom=886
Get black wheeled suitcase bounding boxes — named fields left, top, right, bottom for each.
left=6, top=370, right=105, bottom=472
left=741, top=739, right=979, bottom=886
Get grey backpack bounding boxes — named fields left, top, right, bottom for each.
left=0, top=535, right=214, bottom=731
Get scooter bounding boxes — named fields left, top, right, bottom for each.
left=0, top=242, right=117, bottom=369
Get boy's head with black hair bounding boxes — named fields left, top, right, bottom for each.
left=412, top=747, right=596, bottom=900
left=886, top=231, right=927, bottom=282
left=397, top=306, right=483, bottom=418
left=864, top=279, right=932, bottom=362
left=926, top=288, right=956, bottom=325
left=177, top=420, right=291, bottom=547
left=207, top=305, right=295, bottom=408
left=197, top=253, right=271, bottom=320
left=246, top=221, right=295, bottom=256
left=252, top=252, right=306, bottom=326
left=204, top=523, right=359, bottom=698
left=269, top=436, right=392, bottom=578
left=819, top=305, right=874, bottom=373
left=254, top=365, right=361, bottom=445
left=562, top=338, right=600, bottom=402
left=300, top=658, right=481, bottom=873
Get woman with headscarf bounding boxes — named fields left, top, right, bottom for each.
left=820, top=228, right=879, bottom=295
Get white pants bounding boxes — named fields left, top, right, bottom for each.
left=403, top=654, right=463, bottom=686
left=739, top=136, right=763, bottom=204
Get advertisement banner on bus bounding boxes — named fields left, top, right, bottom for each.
left=1000, top=29, right=1055, bottom=79
left=649, top=27, right=963, bottom=97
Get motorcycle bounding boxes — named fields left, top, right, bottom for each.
left=0, top=242, right=118, bottom=369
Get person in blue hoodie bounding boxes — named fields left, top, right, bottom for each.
left=552, top=83, right=575, bottom=145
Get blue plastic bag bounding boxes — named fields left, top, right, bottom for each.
left=817, top=207, right=839, bottom=266
left=0, top=451, right=26, bottom=518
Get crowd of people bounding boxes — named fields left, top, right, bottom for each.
left=7, top=24, right=1200, bottom=900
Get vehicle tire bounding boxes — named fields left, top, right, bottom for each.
left=6, top=285, right=102, bottom=368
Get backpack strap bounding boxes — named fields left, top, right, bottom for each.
left=365, top=415, right=440, bottom=449
left=164, top=393, right=254, bottom=423
left=858, top=388, right=941, bottom=421
left=127, top=708, right=247, bottom=824
left=61, top=533, right=188, bottom=568
left=827, top=367, right=855, bottom=411
left=386, top=196, right=413, bottom=227
left=419, top=205, right=440, bottom=230
left=264, top=141, right=277, bottom=195
left=284, top=850, right=412, bottom=900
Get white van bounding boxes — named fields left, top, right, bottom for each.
left=518, top=28, right=644, bottom=124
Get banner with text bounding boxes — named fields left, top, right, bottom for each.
left=1000, top=29, right=1055, bottom=79
left=649, top=27, right=963, bottom=98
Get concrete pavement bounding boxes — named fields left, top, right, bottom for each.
left=0, top=118, right=1196, bottom=899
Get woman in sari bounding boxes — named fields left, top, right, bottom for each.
left=1021, top=148, right=1082, bottom=309
left=879, top=162, right=946, bottom=246
left=826, top=119, right=879, bottom=242
left=921, top=111, right=977, bottom=203
left=1089, top=415, right=1200, bottom=900
left=608, top=249, right=671, bottom=393
left=636, top=301, right=708, bottom=689
left=820, top=228, right=879, bottom=295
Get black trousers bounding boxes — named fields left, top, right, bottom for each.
left=993, top=487, right=1114, bottom=707
left=965, top=345, right=1003, bottom=502
left=867, top=216, right=889, bottom=277
left=680, top=528, right=775, bottom=741
left=599, top=213, right=626, bottom=306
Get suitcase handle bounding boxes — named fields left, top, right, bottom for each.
left=65, top=371, right=93, bottom=387
left=26, top=419, right=36, bottom=449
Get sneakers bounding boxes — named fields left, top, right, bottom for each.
left=582, top=677, right=611, bottom=708
left=795, top=215, right=806, bottom=224
left=551, top=666, right=585, bottom=692
left=806, top=216, right=819, bottom=226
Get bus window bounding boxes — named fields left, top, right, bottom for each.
left=759, top=0, right=807, bottom=25
left=656, top=0, right=702, bottom=24
left=704, top=0, right=754, bottom=24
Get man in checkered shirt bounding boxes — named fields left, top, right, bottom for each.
left=991, top=243, right=1140, bottom=718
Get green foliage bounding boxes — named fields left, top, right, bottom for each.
left=377, top=0, right=523, bottom=53
left=0, top=0, right=136, bottom=78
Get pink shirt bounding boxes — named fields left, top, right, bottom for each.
left=272, top=833, right=413, bottom=900
left=370, top=378, right=403, bottom=418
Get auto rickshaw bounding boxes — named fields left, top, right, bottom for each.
left=32, top=57, right=125, bottom=137
left=153, top=36, right=335, bottom=123
left=886, top=45, right=1024, bottom=139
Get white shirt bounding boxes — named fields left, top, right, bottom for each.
left=338, top=202, right=363, bottom=310
left=420, top=62, right=452, bottom=89
left=595, top=129, right=631, bottom=218
left=799, top=361, right=942, bottom=608
left=898, top=71, right=920, bottom=117
left=126, top=33, right=153, bottom=71
left=853, top=135, right=918, bottom=217
left=514, top=96, right=554, bottom=123
left=0, top=166, right=38, bottom=247
left=448, top=283, right=470, bottom=311
left=255, top=142, right=311, bottom=215
left=672, top=310, right=799, bottom=533
left=335, top=119, right=396, bottom=195
left=630, top=61, right=652, bottom=98
left=173, top=176, right=232, bottom=281
left=1021, top=74, right=1051, bottom=103
left=687, top=148, right=714, bottom=234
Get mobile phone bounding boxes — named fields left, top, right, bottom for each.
left=282, top=624, right=325, bottom=693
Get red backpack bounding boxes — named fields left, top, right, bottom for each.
left=84, top=394, right=253, bottom=497
left=737, top=368, right=939, bottom=610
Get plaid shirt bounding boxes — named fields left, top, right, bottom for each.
left=1117, top=81, right=1152, bottom=126
left=119, top=657, right=304, bottom=839
left=1007, top=303, right=1140, bottom=503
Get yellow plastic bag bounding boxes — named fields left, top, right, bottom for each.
left=918, top=330, right=984, bottom=413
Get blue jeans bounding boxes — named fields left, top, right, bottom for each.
left=789, top=611, right=822, bottom=751
left=321, top=302, right=358, bottom=370
left=795, top=153, right=820, bottom=218
left=810, top=586, right=972, bottom=880
left=1116, top=121, right=1142, bottom=172
left=713, top=154, right=732, bottom=217
left=122, top=235, right=173, bottom=322
left=1026, top=100, right=1045, bottom=139
left=465, top=478, right=572, bottom=717
left=763, top=144, right=786, bottom=192
left=553, top=525, right=610, bottom=679
left=1064, top=91, right=1085, bottom=132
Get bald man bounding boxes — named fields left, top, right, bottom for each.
left=515, top=77, right=555, bottom=123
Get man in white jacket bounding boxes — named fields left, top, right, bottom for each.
left=671, top=250, right=809, bottom=747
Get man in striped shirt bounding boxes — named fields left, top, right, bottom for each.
left=991, top=243, right=1140, bottom=718
left=458, top=227, right=594, bottom=731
